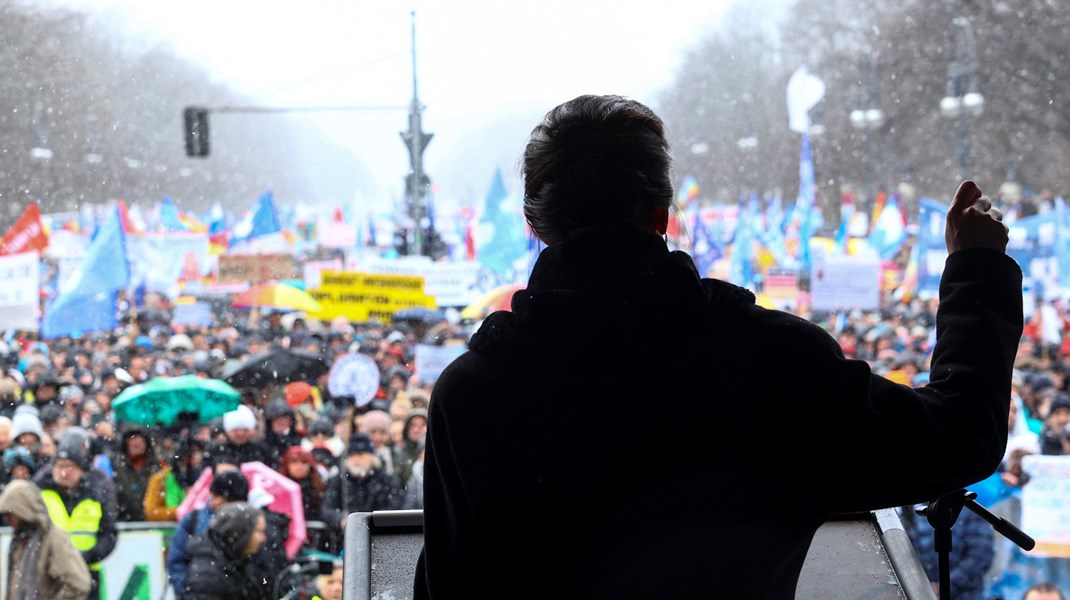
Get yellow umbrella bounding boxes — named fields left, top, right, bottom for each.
left=233, top=282, right=322, bottom=313
left=461, top=283, right=525, bottom=320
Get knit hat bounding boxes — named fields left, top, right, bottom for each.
left=361, top=410, right=392, bottom=433
left=11, top=412, right=44, bottom=442
left=284, top=382, right=313, bottom=408
left=308, top=418, right=334, bottom=437
left=209, top=502, right=262, bottom=558
left=347, top=433, right=374, bottom=455
left=223, top=405, right=257, bottom=432
left=2, top=446, right=36, bottom=473
left=55, top=436, right=91, bottom=471
left=210, top=470, right=250, bottom=502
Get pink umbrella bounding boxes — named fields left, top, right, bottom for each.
left=174, top=461, right=308, bottom=560
left=242, top=461, right=307, bottom=559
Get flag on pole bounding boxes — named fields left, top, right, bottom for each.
left=230, top=191, right=281, bottom=246
left=42, top=208, right=129, bottom=338
left=869, top=194, right=907, bottom=260
left=477, top=168, right=527, bottom=278
left=690, top=214, right=722, bottom=278
left=0, top=203, right=49, bottom=256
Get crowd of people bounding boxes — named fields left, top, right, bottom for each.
left=0, top=305, right=465, bottom=599
left=0, top=219, right=1065, bottom=599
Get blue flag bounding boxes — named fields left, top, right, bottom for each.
left=231, top=191, right=281, bottom=245
left=690, top=215, right=723, bottom=278
left=477, top=168, right=527, bottom=278
left=42, top=208, right=129, bottom=338
left=159, top=197, right=187, bottom=231
left=869, top=194, right=906, bottom=260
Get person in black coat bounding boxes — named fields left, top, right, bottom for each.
left=181, top=502, right=266, bottom=600
left=263, top=401, right=302, bottom=468
left=415, top=95, right=1021, bottom=600
left=320, top=434, right=403, bottom=532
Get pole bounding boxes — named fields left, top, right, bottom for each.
left=403, top=10, right=432, bottom=257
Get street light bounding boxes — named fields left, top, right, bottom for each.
left=940, top=16, right=984, bottom=179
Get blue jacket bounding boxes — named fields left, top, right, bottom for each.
left=166, top=506, right=215, bottom=592
left=903, top=504, right=995, bottom=600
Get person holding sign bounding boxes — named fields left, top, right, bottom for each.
left=415, top=95, right=1020, bottom=599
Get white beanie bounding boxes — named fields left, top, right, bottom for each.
left=223, top=405, right=257, bottom=432
left=11, top=412, right=44, bottom=441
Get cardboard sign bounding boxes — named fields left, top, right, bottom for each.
left=810, top=250, right=880, bottom=311
left=218, top=253, right=294, bottom=283
left=414, top=343, right=467, bottom=383
left=1022, top=455, right=1070, bottom=557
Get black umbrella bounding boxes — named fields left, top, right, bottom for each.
left=392, top=307, right=447, bottom=324
left=220, top=347, right=329, bottom=389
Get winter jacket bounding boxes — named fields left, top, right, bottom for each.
left=0, top=480, right=91, bottom=600
left=180, top=517, right=261, bottom=600
left=415, top=225, right=1023, bottom=600
left=144, top=468, right=180, bottom=522
left=393, top=410, right=426, bottom=486
left=166, top=505, right=215, bottom=592
left=902, top=502, right=994, bottom=600
left=320, top=467, right=403, bottom=528
left=112, top=429, right=159, bottom=522
left=35, top=467, right=118, bottom=568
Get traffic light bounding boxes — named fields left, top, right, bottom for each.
left=183, top=107, right=210, bottom=157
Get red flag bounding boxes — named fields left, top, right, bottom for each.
left=118, top=197, right=142, bottom=233
left=0, top=203, right=48, bottom=256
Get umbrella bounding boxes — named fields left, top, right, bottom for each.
left=220, top=346, right=329, bottom=389
left=233, top=282, right=322, bottom=313
left=392, top=307, right=447, bottom=324
left=176, top=461, right=307, bottom=559
left=460, top=283, right=525, bottom=320
left=112, top=375, right=240, bottom=426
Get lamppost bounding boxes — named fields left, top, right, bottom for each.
left=849, top=59, right=885, bottom=217
left=940, top=16, right=984, bottom=180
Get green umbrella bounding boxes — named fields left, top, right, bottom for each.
left=112, top=375, right=241, bottom=426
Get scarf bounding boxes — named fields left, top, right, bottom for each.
left=12, top=527, right=42, bottom=600
left=164, top=471, right=186, bottom=508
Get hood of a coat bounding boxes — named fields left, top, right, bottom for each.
left=209, top=502, right=261, bottom=559
left=0, top=479, right=53, bottom=528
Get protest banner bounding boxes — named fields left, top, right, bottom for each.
left=916, top=198, right=949, bottom=296
left=809, top=248, right=880, bottom=311
left=364, top=257, right=482, bottom=307
left=414, top=343, right=467, bottom=384
left=218, top=254, right=295, bottom=284
left=303, top=258, right=344, bottom=290
left=0, top=251, right=39, bottom=330
left=1021, top=455, right=1070, bottom=557
left=309, top=271, right=436, bottom=322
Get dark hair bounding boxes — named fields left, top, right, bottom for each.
left=1023, top=583, right=1065, bottom=600
left=522, top=95, right=674, bottom=245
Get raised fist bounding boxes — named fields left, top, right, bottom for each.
left=945, top=180, right=1009, bottom=254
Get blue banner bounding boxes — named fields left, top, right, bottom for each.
left=1007, top=212, right=1059, bottom=300
left=916, top=198, right=948, bottom=296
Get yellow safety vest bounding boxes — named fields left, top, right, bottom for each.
left=41, top=489, right=103, bottom=570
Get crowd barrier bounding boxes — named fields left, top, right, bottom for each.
left=0, top=519, right=339, bottom=600
left=342, top=509, right=936, bottom=600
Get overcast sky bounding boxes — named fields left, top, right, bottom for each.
left=45, top=0, right=736, bottom=210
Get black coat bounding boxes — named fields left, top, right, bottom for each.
left=320, top=468, right=403, bottom=528
left=180, top=536, right=260, bottom=600
left=415, top=226, right=1023, bottom=600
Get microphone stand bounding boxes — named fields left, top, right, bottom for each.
left=917, top=489, right=1036, bottom=600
